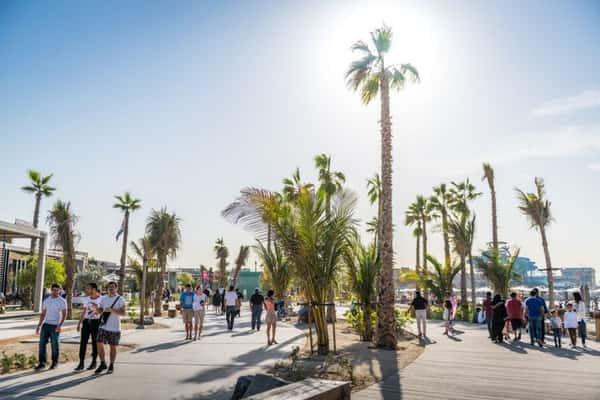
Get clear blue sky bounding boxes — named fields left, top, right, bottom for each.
left=2, top=1, right=600, bottom=280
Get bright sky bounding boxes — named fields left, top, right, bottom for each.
left=1, top=1, right=600, bottom=280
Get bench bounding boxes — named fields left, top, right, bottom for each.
left=245, top=378, right=351, bottom=400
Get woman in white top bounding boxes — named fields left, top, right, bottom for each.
left=192, top=287, right=208, bottom=340
left=573, top=292, right=587, bottom=348
left=75, top=282, right=103, bottom=371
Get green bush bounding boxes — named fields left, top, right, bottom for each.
left=344, top=304, right=413, bottom=335
left=1, top=352, right=12, bottom=373
left=394, top=308, right=412, bottom=332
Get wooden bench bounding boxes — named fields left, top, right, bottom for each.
left=245, top=378, right=350, bottom=400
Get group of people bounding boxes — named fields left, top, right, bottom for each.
left=35, top=281, right=125, bottom=375
left=482, top=289, right=588, bottom=348
left=180, top=286, right=279, bottom=345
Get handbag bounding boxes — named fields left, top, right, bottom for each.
left=100, top=296, right=121, bottom=326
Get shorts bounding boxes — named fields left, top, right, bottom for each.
left=182, top=308, right=194, bottom=323
left=194, top=309, right=205, bottom=325
left=265, top=311, right=276, bottom=325
left=98, top=328, right=121, bottom=346
left=510, top=319, right=523, bottom=330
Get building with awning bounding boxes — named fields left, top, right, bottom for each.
left=0, top=220, right=48, bottom=312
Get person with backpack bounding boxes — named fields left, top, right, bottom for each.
left=95, top=281, right=126, bottom=375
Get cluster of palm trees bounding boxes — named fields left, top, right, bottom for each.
left=403, top=162, right=558, bottom=318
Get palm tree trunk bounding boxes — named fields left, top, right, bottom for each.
left=140, top=257, right=147, bottom=328
left=490, top=186, right=498, bottom=252
left=118, top=212, right=129, bottom=294
left=460, top=254, right=468, bottom=321
left=376, top=68, right=397, bottom=349
left=442, top=210, right=451, bottom=267
left=154, top=255, right=165, bottom=317
left=415, top=234, right=421, bottom=292
left=363, top=303, right=373, bottom=341
left=422, top=218, right=429, bottom=302
left=468, top=252, right=476, bottom=322
left=313, top=305, right=329, bottom=355
left=540, top=226, right=555, bottom=308
left=65, top=252, right=75, bottom=320
left=29, top=193, right=41, bottom=255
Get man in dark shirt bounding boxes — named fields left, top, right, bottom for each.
left=408, top=291, right=429, bottom=338
left=482, top=292, right=493, bottom=338
left=249, top=288, right=264, bottom=331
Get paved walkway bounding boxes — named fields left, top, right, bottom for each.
left=0, top=311, right=304, bottom=400
left=355, top=320, right=600, bottom=400
left=0, top=313, right=77, bottom=342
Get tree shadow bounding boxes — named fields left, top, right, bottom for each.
left=132, top=340, right=191, bottom=353
left=0, top=369, right=100, bottom=398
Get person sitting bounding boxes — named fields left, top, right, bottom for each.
left=476, top=307, right=486, bottom=324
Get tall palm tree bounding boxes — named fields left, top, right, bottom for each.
left=448, top=215, right=477, bottom=320
left=344, top=240, right=380, bottom=341
left=130, top=236, right=155, bottom=327
left=47, top=200, right=78, bottom=319
left=404, top=202, right=422, bottom=278
left=347, top=25, right=419, bottom=349
left=214, top=237, right=229, bottom=287
left=415, top=196, right=434, bottom=277
left=254, top=240, right=290, bottom=300
left=482, top=163, right=499, bottom=252
left=146, top=207, right=182, bottom=316
left=476, top=248, right=520, bottom=298
left=430, top=183, right=453, bottom=268
left=231, top=245, right=250, bottom=287
left=22, top=170, right=56, bottom=255
left=114, top=192, right=141, bottom=294
left=515, top=178, right=555, bottom=307
left=449, top=179, right=481, bottom=320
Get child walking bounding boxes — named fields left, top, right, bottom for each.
left=550, top=310, right=562, bottom=348
left=564, top=303, right=578, bottom=348
left=443, top=300, right=454, bottom=336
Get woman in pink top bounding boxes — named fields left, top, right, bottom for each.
left=264, top=290, right=277, bottom=346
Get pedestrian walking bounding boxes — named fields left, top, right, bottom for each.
left=506, top=292, right=524, bottom=341
left=235, top=288, right=244, bottom=317
left=550, top=310, right=562, bottom=348
left=192, top=287, right=207, bottom=340
left=95, top=281, right=125, bottom=375
left=224, top=286, right=239, bottom=330
left=250, top=288, right=264, bottom=331
left=264, top=290, right=277, bottom=345
left=34, top=283, right=67, bottom=371
left=564, top=303, right=578, bottom=348
left=525, top=288, right=544, bottom=347
left=213, top=290, right=221, bottom=314
left=180, top=284, right=194, bottom=340
left=408, top=291, right=428, bottom=338
left=573, top=292, right=587, bottom=348
left=490, top=294, right=507, bottom=343
left=75, top=282, right=102, bottom=371
left=482, top=292, right=493, bottom=338
left=443, top=300, right=454, bottom=336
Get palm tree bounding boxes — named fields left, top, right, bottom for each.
left=22, top=170, right=56, bottom=255
left=515, top=178, right=555, bottom=307
left=346, top=25, right=419, bottom=349
left=449, top=179, right=481, bottom=320
left=130, top=236, right=155, bottom=327
left=404, top=202, right=422, bottom=279
left=476, top=249, right=521, bottom=298
left=345, top=240, right=380, bottom=341
left=430, top=183, right=453, bottom=268
left=366, top=173, right=382, bottom=245
left=482, top=163, right=499, bottom=252
left=231, top=245, right=250, bottom=288
left=448, top=215, right=477, bottom=320
left=249, top=187, right=357, bottom=354
left=214, top=237, right=229, bottom=287
left=113, top=192, right=141, bottom=294
left=254, top=240, right=290, bottom=300
left=146, top=207, right=182, bottom=316
left=402, top=254, right=461, bottom=302
left=314, top=154, right=346, bottom=321
left=283, top=168, right=314, bottom=203
left=47, top=200, right=78, bottom=319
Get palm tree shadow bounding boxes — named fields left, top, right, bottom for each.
left=132, top=339, right=191, bottom=353
left=0, top=370, right=100, bottom=398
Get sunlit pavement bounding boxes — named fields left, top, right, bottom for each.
left=0, top=310, right=304, bottom=400
left=355, top=320, right=600, bottom=400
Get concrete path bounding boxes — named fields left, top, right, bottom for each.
left=355, top=320, right=600, bottom=400
left=0, top=311, right=304, bottom=400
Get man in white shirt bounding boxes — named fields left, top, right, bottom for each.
left=224, top=285, right=240, bottom=330
left=35, top=283, right=67, bottom=371
left=95, top=281, right=126, bottom=375
left=192, top=287, right=208, bottom=339
left=75, top=282, right=102, bottom=371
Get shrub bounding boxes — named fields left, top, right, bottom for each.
left=344, top=305, right=413, bottom=335
left=1, top=352, right=12, bottom=373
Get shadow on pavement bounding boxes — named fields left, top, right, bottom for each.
left=132, top=339, right=191, bottom=353
left=0, top=369, right=100, bottom=398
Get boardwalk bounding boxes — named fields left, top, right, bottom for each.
left=0, top=311, right=304, bottom=400
left=355, top=320, right=600, bottom=400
